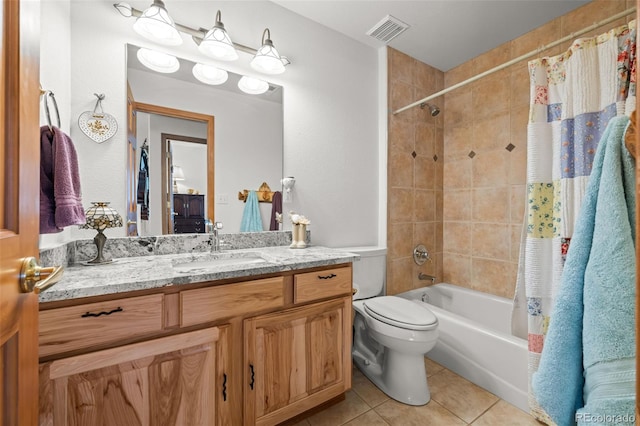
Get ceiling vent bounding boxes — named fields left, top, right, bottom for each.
left=366, top=15, right=410, bottom=44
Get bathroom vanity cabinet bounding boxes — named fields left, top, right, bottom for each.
left=37, top=264, right=353, bottom=426
left=245, top=298, right=349, bottom=425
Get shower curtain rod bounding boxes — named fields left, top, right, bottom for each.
left=392, top=7, right=637, bottom=115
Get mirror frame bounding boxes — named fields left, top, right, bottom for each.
left=131, top=102, right=215, bottom=232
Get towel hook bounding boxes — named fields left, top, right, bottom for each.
left=41, top=90, right=60, bottom=132
left=92, top=93, right=106, bottom=117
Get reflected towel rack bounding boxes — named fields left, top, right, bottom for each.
left=238, top=182, right=275, bottom=203
left=39, top=86, right=60, bottom=132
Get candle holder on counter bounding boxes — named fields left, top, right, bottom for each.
left=289, top=212, right=309, bottom=249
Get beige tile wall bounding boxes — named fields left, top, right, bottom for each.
left=386, top=48, right=445, bottom=296
left=388, top=0, right=635, bottom=298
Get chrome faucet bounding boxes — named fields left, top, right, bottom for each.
left=210, top=221, right=224, bottom=251
left=418, top=273, right=436, bottom=284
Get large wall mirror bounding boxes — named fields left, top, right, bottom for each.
left=126, top=44, right=284, bottom=235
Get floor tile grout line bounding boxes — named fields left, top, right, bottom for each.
left=468, top=398, right=501, bottom=425
left=343, top=408, right=392, bottom=426
left=428, top=397, right=475, bottom=425
left=335, top=391, right=372, bottom=426
left=427, top=366, right=502, bottom=424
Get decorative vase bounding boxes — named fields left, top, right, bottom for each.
left=290, top=224, right=300, bottom=248
left=296, top=224, right=307, bottom=248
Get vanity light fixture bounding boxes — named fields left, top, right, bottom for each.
left=114, top=2, right=133, bottom=17
left=114, top=2, right=291, bottom=74
left=192, top=63, right=229, bottom=85
left=250, top=28, right=286, bottom=75
left=198, top=10, right=239, bottom=61
left=137, top=47, right=180, bottom=73
left=237, top=76, right=269, bottom=95
left=132, top=0, right=183, bottom=46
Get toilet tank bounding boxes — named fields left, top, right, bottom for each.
left=337, top=246, right=386, bottom=300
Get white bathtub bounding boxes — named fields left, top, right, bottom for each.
left=398, top=283, right=528, bottom=412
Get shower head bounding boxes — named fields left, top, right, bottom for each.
left=420, top=102, right=440, bottom=117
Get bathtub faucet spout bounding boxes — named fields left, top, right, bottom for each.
left=418, top=273, right=436, bottom=284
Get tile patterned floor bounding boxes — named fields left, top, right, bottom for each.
left=293, top=357, right=541, bottom=426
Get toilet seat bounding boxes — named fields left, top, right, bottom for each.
left=363, top=296, right=438, bottom=331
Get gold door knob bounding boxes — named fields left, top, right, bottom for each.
left=19, top=257, right=64, bottom=294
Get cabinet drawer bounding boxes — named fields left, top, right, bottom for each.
left=174, top=224, right=204, bottom=233
left=39, top=294, right=164, bottom=358
left=294, top=266, right=352, bottom=304
left=181, top=277, right=285, bottom=327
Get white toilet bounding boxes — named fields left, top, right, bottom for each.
left=342, top=246, right=439, bottom=406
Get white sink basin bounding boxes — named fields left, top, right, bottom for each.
left=173, top=255, right=267, bottom=271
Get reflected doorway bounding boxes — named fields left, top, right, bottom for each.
left=129, top=102, right=214, bottom=236
left=163, top=134, right=207, bottom=234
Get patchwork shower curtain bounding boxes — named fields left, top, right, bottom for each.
left=512, top=21, right=636, bottom=424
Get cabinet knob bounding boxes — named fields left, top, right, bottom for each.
left=19, top=257, right=64, bottom=294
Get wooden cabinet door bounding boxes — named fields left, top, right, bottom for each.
left=173, top=194, right=187, bottom=218
left=174, top=194, right=205, bottom=219
left=39, top=327, right=230, bottom=426
left=244, top=298, right=352, bottom=426
left=186, top=195, right=205, bottom=219
left=0, top=0, right=41, bottom=425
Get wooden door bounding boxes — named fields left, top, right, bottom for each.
left=0, top=0, right=41, bottom=425
left=167, top=143, right=175, bottom=233
left=39, top=327, right=227, bottom=426
left=125, top=83, right=138, bottom=236
left=635, top=0, right=639, bottom=417
left=244, top=298, right=351, bottom=426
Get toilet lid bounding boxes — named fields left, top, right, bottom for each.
left=363, top=296, right=438, bottom=331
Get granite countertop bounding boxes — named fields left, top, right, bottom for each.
left=40, top=246, right=359, bottom=303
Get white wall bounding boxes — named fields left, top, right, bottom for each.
left=172, top=141, right=207, bottom=198
left=39, top=0, right=72, bottom=249
left=41, top=0, right=380, bottom=247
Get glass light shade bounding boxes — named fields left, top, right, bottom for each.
left=81, top=202, right=123, bottom=265
left=250, top=41, right=286, bottom=75
left=198, top=12, right=238, bottom=61
left=133, top=0, right=183, bottom=46
left=238, top=76, right=269, bottom=95
left=173, top=165, right=185, bottom=180
left=113, top=2, right=133, bottom=17
left=82, top=202, right=123, bottom=231
left=192, top=63, right=229, bottom=85
left=137, top=48, right=179, bottom=73
left=198, top=26, right=239, bottom=61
